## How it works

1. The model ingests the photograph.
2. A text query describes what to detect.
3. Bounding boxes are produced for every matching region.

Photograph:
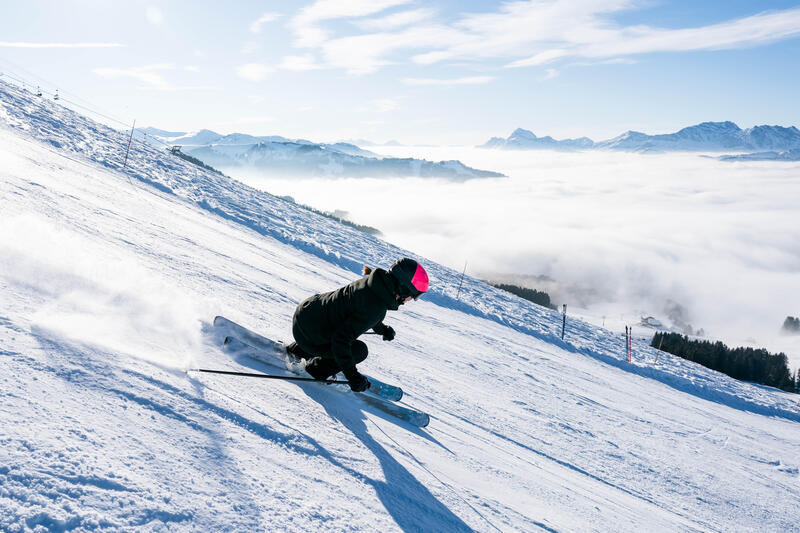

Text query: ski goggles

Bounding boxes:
[403,291,424,302]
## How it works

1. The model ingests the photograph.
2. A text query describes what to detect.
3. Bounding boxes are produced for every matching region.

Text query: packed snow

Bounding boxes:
[1,79,799,532]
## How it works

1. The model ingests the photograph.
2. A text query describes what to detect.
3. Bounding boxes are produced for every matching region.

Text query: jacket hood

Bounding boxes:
[366,268,400,311]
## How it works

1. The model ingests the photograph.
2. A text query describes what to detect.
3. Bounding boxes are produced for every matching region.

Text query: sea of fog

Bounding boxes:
[228,147,800,371]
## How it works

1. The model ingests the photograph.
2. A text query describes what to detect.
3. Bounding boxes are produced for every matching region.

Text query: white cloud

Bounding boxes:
[221,116,276,126]
[235,63,273,81]
[542,68,559,80]
[250,12,281,33]
[500,4,800,68]
[356,8,436,31]
[92,64,174,90]
[290,0,412,47]
[279,54,322,71]
[283,1,800,74]
[359,98,399,112]
[184,65,200,72]
[92,64,212,91]
[321,24,465,74]
[506,49,570,68]
[0,42,124,48]
[570,57,638,66]
[241,42,259,55]
[402,76,494,86]
[145,6,164,26]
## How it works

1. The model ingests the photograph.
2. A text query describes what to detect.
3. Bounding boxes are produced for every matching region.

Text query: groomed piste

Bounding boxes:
[1,78,799,531]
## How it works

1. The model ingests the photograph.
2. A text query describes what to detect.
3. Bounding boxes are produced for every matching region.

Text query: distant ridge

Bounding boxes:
[144,129,504,180]
[717,148,800,162]
[483,122,800,154]
[483,128,594,151]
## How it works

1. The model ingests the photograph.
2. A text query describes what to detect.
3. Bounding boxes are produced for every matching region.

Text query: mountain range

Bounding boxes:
[141,128,504,180]
[483,122,800,154]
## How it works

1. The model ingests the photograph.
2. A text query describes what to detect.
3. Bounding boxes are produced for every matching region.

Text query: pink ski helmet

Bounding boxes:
[389,258,429,299]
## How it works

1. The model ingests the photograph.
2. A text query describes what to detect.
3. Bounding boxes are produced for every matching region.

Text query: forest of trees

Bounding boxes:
[490,283,557,310]
[278,196,382,236]
[171,148,224,176]
[651,332,798,393]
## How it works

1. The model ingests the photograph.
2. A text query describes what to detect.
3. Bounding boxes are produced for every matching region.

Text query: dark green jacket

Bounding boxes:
[292,269,398,371]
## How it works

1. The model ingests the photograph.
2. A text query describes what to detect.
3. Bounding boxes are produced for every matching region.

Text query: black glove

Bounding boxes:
[381,326,395,342]
[343,368,370,392]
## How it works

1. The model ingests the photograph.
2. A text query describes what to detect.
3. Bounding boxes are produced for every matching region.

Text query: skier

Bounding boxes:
[285,258,429,392]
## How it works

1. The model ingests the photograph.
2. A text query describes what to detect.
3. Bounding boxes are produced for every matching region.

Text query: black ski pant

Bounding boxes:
[289,321,368,373]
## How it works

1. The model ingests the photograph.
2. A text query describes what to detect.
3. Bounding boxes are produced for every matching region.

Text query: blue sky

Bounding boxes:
[1,0,799,143]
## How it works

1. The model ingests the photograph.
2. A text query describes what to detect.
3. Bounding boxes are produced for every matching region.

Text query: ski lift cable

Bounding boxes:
[0,63,176,151]
[0,57,172,149]
[0,55,126,120]
[0,64,131,128]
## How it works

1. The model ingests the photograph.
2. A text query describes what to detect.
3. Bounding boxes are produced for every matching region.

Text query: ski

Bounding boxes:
[220,334,430,428]
[212,316,404,403]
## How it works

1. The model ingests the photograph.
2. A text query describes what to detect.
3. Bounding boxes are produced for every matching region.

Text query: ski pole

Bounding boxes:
[188,368,348,383]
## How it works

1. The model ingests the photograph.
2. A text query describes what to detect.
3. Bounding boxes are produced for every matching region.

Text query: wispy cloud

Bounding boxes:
[92,64,211,91]
[283,1,800,75]
[145,6,164,26]
[356,8,436,31]
[542,68,559,80]
[217,116,276,127]
[402,76,494,86]
[505,49,570,68]
[506,5,800,68]
[358,98,399,113]
[290,0,412,47]
[320,25,464,74]
[0,42,124,48]
[93,64,174,90]
[241,42,259,55]
[250,12,281,33]
[279,54,322,71]
[235,63,273,81]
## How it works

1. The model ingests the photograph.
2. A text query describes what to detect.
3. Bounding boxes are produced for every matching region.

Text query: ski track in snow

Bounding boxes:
[1,79,800,531]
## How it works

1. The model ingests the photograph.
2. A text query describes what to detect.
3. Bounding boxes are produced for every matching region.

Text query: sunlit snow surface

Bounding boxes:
[1,80,799,531]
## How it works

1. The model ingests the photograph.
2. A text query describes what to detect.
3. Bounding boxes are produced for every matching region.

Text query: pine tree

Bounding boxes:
[782,316,800,334]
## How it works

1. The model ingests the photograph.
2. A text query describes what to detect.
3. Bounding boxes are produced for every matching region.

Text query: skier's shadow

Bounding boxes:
[227,348,452,453]
[299,384,474,533]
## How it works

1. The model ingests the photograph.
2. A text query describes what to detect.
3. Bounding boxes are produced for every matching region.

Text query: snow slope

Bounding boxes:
[1,79,800,532]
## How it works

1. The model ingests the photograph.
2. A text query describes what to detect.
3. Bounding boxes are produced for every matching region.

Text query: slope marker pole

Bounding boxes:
[123,118,136,169]
[455,261,467,301]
